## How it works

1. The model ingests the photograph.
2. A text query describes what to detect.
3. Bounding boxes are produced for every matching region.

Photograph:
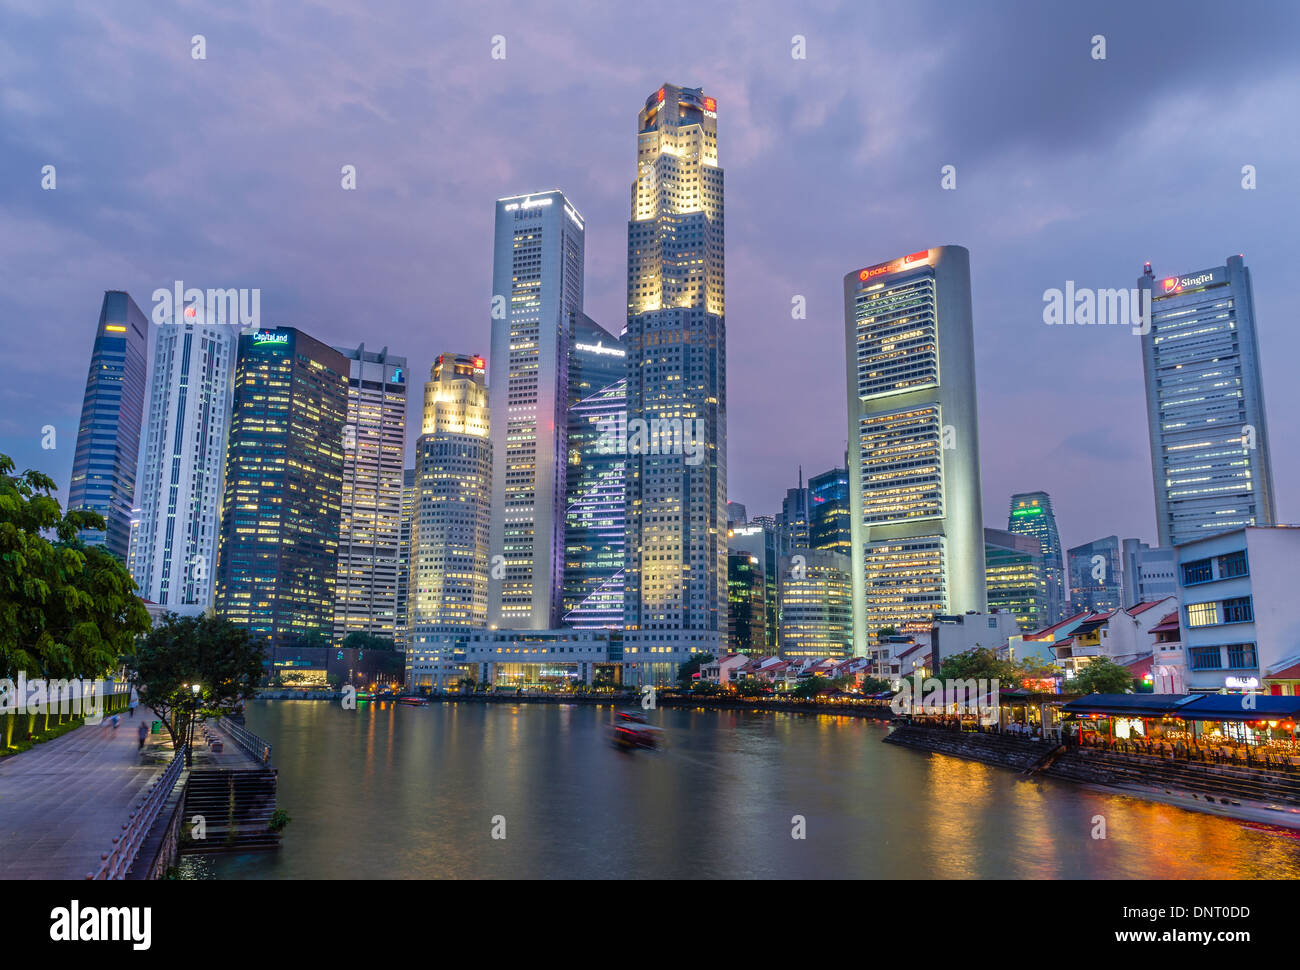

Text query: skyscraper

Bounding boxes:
[843,246,986,651]
[488,190,586,631]
[132,309,237,610]
[563,314,626,629]
[1007,491,1066,623]
[214,328,349,649]
[776,472,810,558]
[729,520,779,653]
[809,465,851,554]
[623,83,728,683]
[984,527,1047,633]
[1139,256,1276,547]
[67,291,148,561]
[726,551,766,655]
[408,354,492,648]
[332,344,408,643]
[778,550,853,661]
[1067,535,1123,615]
[395,466,415,650]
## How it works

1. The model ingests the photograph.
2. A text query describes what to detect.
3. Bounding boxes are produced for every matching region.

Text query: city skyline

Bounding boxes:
[4,1,1300,562]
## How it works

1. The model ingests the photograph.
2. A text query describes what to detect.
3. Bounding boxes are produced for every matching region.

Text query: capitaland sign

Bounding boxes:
[252,330,289,346]
[857,250,932,283]
[1159,268,1222,295]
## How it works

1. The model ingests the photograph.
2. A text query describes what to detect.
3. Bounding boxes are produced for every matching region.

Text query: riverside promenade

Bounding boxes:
[0,716,174,878]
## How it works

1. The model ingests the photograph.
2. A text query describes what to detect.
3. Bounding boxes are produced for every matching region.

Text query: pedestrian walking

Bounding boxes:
[137,720,148,750]
[111,714,119,730]
[129,697,137,718]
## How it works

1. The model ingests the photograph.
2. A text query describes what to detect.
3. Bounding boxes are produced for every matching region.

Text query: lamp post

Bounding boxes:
[185,682,201,767]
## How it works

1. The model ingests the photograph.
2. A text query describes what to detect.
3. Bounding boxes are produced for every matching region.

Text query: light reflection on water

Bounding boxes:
[179,701,1300,880]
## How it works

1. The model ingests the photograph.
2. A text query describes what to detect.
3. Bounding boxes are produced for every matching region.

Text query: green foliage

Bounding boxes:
[129,612,266,751]
[0,454,150,681]
[793,675,834,698]
[340,631,396,652]
[292,629,332,650]
[267,808,292,833]
[676,651,714,686]
[733,678,769,697]
[858,676,894,694]
[1067,657,1134,695]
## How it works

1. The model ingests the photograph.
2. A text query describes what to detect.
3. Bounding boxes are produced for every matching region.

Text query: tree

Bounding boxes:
[859,676,894,694]
[936,647,1018,684]
[793,676,834,698]
[1068,657,1133,695]
[129,613,266,762]
[340,631,396,652]
[676,652,713,686]
[0,455,150,682]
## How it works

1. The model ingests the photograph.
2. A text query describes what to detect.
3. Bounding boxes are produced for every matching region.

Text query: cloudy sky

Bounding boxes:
[2,0,1298,554]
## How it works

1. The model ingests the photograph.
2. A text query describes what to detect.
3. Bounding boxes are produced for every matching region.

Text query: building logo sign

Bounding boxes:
[1160,270,1219,295]
[857,250,931,282]
[252,331,288,346]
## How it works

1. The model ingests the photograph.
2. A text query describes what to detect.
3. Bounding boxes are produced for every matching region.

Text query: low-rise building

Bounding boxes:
[1176,526,1300,693]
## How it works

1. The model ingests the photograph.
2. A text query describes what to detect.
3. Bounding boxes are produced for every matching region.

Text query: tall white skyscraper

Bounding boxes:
[488,190,585,630]
[1139,256,1276,547]
[332,344,408,642]
[842,246,986,653]
[623,83,728,684]
[409,353,492,647]
[132,312,237,610]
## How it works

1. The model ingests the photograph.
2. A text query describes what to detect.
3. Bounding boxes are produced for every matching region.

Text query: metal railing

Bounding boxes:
[87,749,185,880]
[217,715,272,766]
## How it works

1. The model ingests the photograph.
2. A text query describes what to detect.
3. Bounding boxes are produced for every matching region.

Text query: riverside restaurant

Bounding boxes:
[1061,693,1300,770]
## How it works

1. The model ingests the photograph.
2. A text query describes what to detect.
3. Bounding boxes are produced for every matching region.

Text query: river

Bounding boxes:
[180,700,1300,879]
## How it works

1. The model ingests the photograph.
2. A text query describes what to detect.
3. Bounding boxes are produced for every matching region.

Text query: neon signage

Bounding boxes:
[1160,270,1218,295]
[857,250,932,282]
[253,331,288,346]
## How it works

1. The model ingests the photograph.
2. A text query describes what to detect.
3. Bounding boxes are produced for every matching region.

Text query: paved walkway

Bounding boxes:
[0,716,175,879]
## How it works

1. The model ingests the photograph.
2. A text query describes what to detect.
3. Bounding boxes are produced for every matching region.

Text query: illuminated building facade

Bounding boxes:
[67,291,149,561]
[778,550,853,661]
[729,520,779,652]
[983,527,1047,633]
[809,465,851,554]
[623,83,728,683]
[132,309,237,611]
[1139,256,1275,547]
[331,344,407,642]
[563,314,626,629]
[395,466,415,650]
[842,246,986,653]
[777,472,810,558]
[214,328,348,649]
[489,189,586,630]
[1067,535,1124,614]
[1007,491,1066,623]
[727,551,766,654]
[408,354,492,651]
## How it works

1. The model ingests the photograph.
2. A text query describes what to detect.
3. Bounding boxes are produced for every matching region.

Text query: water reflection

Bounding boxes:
[181,701,1300,880]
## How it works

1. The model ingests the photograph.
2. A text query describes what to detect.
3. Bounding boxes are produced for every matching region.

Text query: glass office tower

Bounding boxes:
[214,328,349,649]
[1007,491,1066,624]
[489,190,585,630]
[843,247,986,652]
[1139,256,1275,547]
[332,344,408,643]
[810,465,851,554]
[984,527,1047,633]
[132,308,237,610]
[67,291,149,561]
[623,84,728,683]
[563,313,626,629]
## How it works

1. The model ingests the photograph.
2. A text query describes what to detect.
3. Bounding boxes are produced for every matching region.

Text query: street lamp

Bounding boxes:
[185,682,201,767]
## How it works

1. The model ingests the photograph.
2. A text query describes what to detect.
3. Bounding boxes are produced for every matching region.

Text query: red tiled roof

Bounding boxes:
[1025,611,1092,639]
[1150,612,1180,634]
[1126,600,1169,617]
